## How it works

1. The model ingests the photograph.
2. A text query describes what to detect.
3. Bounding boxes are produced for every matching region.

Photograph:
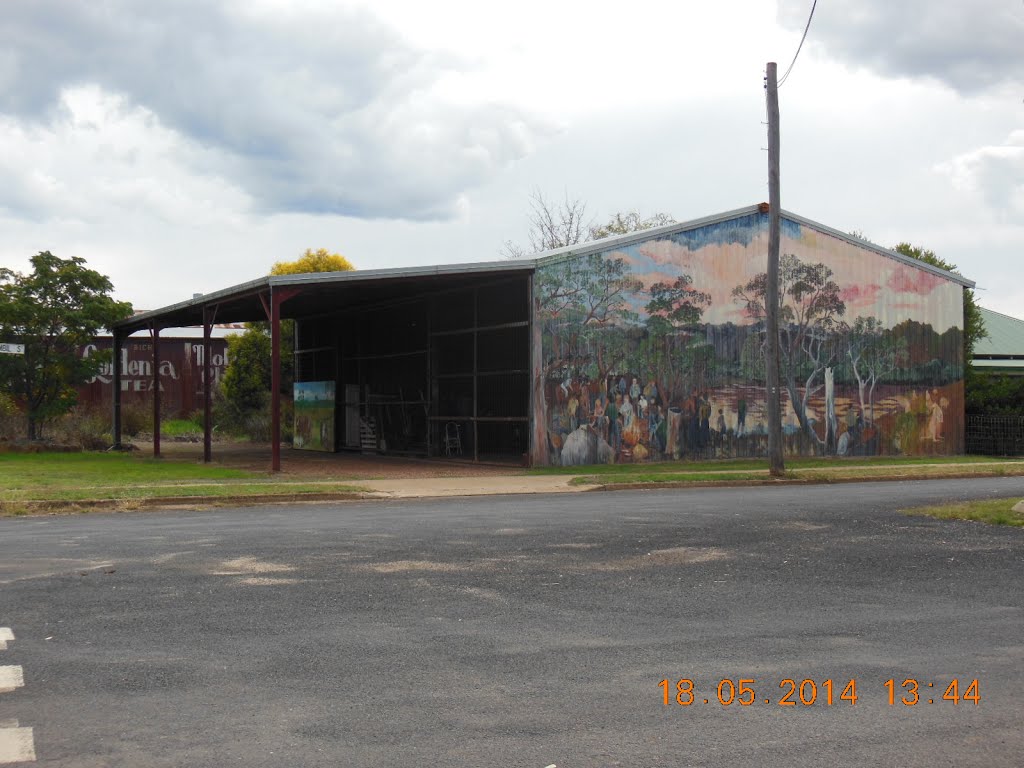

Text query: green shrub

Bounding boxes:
[235,398,293,443]
[53,405,111,450]
[967,371,1024,415]
[120,402,150,437]
[0,392,21,441]
[210,383,293,443]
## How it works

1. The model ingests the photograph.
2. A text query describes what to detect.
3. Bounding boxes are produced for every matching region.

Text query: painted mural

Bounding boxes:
[293,381,336,452]
[532,212,966,466]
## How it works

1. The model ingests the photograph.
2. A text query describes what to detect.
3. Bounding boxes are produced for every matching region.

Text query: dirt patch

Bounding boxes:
[212,556,295,575]
[132,440,523,479]
[360,555,538,574]
[151,551,194,564]
[782,521,830,532]
[234,577,301,586]
[586,546,730,572]
[362,559,468,574]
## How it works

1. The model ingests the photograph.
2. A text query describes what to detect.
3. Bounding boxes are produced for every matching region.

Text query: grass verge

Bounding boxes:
[571,471,788,486]
[902,498,1024,527]
[0,451,369,516]
[0,451,257,490]
[530,455,1021,477]
[565,457,1024,486]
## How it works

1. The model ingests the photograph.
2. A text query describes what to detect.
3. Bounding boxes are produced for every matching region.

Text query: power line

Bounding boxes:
[778,0,817,87]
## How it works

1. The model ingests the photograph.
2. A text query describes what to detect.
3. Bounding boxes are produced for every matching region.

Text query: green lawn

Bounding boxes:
[0,451,256,491]
[0,451,367,512]
[160,418,203,438]
[903,498,1024,527]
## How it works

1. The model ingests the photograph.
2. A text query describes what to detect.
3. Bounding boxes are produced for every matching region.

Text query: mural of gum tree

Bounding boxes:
[843,316,908,426]
[642,274,712,404]
[732,254,846,452]
[533,253,642,465]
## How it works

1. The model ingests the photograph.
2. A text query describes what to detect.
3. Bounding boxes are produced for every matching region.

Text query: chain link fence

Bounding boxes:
[966,414,1024,456]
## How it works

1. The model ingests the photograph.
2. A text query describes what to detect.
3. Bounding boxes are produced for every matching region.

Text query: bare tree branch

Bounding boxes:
[502,190,674,259]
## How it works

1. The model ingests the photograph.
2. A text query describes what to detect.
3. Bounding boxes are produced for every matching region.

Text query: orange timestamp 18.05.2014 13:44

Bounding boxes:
[659,678,980,707]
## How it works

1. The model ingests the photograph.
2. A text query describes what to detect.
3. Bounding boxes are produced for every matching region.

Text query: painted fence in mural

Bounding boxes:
[532,212,965,466]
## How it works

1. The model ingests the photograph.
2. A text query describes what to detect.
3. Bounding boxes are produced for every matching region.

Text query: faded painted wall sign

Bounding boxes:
[77,338,231,417]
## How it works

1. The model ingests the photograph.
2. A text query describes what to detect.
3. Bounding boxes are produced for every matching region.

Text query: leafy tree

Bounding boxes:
[733,254,846,449]
[269,248,353,392]
[0,251,133,440]
[221,324,272,413]
[590,211,676,240]
[271,248,355,275]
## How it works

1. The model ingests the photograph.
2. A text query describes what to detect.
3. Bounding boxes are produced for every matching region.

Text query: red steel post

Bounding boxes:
[203,305,216,463]
[152,325,161,458]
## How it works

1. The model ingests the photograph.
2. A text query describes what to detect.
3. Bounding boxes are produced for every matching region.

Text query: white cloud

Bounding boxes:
[0,86,250,226]
[0,0,551,220]
[936,131,1024,217]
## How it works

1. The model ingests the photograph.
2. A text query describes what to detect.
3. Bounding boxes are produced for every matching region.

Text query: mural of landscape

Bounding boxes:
[533,212,965,466]
[293,380,336,452]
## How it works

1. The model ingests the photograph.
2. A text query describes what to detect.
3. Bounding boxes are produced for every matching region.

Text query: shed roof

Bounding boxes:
[114,203,974,334]
[975,307,1024,360]
[115,260,535,334]
[530,204,976,289]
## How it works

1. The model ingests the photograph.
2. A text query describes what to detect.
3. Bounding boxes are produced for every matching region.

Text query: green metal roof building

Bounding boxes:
[974,308,1024,375]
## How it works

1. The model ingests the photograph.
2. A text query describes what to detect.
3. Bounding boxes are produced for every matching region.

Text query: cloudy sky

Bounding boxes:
[1,0,1021,318]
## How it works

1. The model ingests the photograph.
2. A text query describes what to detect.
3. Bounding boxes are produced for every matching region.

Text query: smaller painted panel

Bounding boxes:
[293,381,336,452]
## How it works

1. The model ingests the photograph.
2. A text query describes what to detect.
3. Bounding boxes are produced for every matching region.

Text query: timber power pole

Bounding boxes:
[765,62,785,477]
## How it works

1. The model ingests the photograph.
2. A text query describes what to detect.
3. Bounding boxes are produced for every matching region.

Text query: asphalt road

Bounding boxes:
[1,478,1023,767]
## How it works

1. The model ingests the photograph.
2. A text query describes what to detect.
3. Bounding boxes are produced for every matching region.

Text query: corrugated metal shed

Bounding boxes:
[109,202,977,468]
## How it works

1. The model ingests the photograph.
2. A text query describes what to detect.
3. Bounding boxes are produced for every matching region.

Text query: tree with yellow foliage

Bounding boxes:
[270,248,354,275]
[219,248,354,440]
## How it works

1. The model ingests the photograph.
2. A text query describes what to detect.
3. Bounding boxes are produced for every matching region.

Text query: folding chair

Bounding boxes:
[444,421,462,456]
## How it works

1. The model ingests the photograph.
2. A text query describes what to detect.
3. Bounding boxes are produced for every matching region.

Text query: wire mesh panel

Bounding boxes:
[477,420,528,462]
[428,276,530,462]
[966,415,1024,456]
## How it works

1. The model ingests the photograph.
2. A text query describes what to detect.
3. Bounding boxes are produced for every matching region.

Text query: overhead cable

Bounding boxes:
[778,0,818,87]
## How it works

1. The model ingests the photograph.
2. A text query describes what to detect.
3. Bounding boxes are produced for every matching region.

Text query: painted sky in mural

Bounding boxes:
[609,215,963,330]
